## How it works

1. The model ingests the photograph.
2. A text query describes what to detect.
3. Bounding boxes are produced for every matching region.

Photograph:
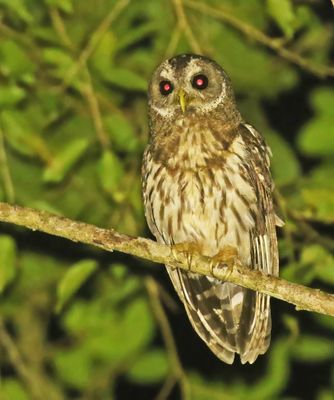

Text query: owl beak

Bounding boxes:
[178,89,187,113]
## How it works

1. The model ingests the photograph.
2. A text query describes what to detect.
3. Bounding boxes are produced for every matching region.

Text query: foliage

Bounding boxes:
[0,0,333,398]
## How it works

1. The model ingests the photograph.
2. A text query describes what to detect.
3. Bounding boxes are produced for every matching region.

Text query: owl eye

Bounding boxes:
[192,74,208,90]
[159,80,173,96]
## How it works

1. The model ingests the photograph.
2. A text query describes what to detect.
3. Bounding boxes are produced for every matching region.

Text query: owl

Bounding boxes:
[142,54,280,364]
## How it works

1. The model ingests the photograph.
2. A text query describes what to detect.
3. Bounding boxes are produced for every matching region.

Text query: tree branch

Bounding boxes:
[0,202,334,317]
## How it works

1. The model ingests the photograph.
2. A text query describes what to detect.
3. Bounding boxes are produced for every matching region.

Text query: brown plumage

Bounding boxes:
[142,54,280,364]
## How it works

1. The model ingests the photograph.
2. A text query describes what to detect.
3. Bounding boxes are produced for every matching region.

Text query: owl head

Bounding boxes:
[148,54,237,119]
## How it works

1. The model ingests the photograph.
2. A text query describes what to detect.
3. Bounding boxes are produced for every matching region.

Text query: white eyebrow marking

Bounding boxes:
[185,63,202,78]
[159,63,175,81]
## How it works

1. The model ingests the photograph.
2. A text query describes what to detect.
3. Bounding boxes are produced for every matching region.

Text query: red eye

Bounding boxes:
[192,74,208,90]
[159,80,173,95]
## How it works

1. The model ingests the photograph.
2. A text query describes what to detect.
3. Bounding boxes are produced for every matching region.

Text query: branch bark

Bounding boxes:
[0,202,334,317]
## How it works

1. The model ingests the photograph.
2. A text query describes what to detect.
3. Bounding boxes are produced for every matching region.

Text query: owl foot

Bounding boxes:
[171,242,202,272]
[209,245,239,280]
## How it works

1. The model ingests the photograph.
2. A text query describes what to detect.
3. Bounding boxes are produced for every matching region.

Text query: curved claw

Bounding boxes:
[210,245,239,280]
[171,242,202,272]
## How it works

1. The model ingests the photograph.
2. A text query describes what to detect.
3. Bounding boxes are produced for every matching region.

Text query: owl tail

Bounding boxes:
[167,266,271,364]
[238,289,272,364]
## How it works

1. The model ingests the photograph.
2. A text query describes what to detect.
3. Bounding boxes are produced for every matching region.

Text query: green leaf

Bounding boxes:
[56,259,98,312]
[248,338,291,400]
[301,245,334,285]
[314,314,334,332]
[0,235,17,293]
[97,150,125,201]
[301,188,334,223]
[188,373,231,400]
[116,22,158,51]
[292,163,334,223]
[128,349,169,384]
[298,115,334,157]
[0,40,35,81]
[310,87,334,116]
[188,338,291,400]
[45,0,73,13]
[90,31,116,76]
[0,85,26,107]
[308,162,334,190]
[317,389,334,400]
[103,68,147,91]
[297,88,334,157]
[104,114,138,153]
[0,110,50,158]
[109,263,128,280]
[18,251,62,292]
[208,22,298,97]
[42,47,77,84]
[43,48,73,66]
[65,296,155,363]
[282,314,299,338]
[267,0,296,38]
[0,0,33,23]
[292,335,334,362]
[281,261,315,285]
[56,259,97,312]
[0,379,28,400]
[266,131,300,186]
[103,297,154,361]
[53,348,91,388]
[43,138,90,183]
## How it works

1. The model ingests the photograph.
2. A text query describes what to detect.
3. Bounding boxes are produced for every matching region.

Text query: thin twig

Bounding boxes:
[0,21,35,50]
[164,26,182,58]
[155,374,177,400]
[290,210,334,252]
[79,72,110,148]
[48,7,74,50]
[146,277,189,400]
[156,281,180,313]
[0,318,59,400]
[49,6,110,148]
[172,0,202,54]
[185,0,334,78]
[60,0,130,90]
[0,126,15,203]
[0,319,35,392]
[0,202,334,317]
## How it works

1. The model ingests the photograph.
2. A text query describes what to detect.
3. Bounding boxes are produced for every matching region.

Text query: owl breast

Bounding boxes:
[143,129,258,266]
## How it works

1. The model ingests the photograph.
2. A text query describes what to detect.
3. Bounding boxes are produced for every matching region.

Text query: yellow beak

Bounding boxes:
[178,89,187,113]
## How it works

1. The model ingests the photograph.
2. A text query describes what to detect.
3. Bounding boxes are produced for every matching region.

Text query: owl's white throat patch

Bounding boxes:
[150,102,175,118]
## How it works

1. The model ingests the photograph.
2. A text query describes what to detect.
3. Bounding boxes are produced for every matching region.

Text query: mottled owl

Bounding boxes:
[142,54,280,364]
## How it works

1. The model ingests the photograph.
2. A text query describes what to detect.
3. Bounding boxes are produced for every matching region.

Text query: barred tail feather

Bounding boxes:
[166,266,272,364]
[239,293,271,364]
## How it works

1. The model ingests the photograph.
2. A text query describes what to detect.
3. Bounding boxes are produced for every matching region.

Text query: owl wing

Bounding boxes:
[236,123,279,363]
[165,124,279,364]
